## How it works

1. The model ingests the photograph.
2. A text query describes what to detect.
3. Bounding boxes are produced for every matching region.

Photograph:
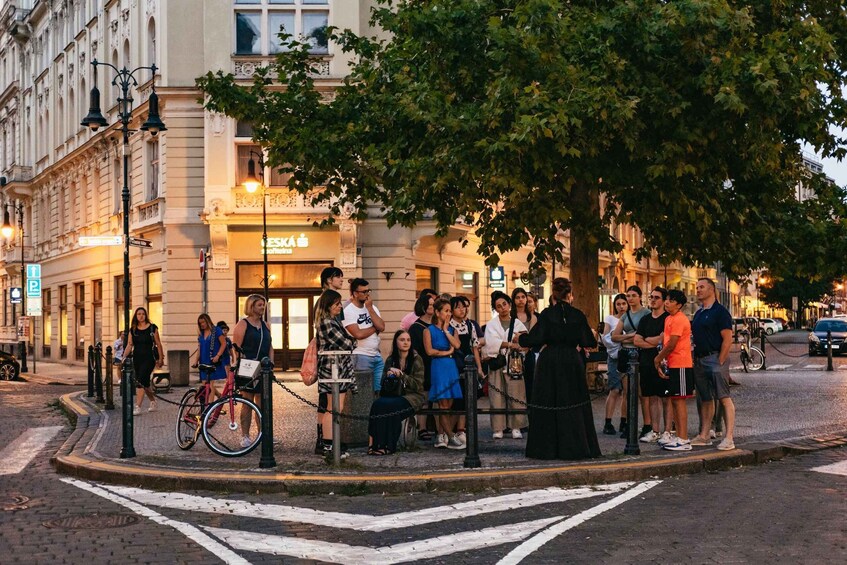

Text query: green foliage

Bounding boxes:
[197,0,847,281]
[758,274,833,313]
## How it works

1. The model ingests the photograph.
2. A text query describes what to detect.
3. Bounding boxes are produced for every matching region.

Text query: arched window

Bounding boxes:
[68,88,75,141]
[111,49,119,104]
[147,18,157,68]
[123,39,130,69]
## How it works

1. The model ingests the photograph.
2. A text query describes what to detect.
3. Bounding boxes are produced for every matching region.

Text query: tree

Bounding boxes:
[758,275,833,322]
[198,0,847,326]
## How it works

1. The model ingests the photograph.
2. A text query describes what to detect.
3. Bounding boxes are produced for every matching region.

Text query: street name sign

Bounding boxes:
[129,237,153,248]
[79,235,123,247]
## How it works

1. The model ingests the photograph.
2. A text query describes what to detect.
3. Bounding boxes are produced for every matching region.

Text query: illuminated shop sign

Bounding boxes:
[262,233,310,255]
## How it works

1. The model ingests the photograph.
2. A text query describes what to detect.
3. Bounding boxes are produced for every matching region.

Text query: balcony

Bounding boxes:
[231,187,329,217]
[132,197,164,231]
[232,55,332,80]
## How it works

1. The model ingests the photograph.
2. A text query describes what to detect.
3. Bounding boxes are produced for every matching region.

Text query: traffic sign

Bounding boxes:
[26,264,41,279]
[26,278,41,298]
[26,296,42,317]
[79,235,123,246]
[129,237,153,248]
[10,287,21,304]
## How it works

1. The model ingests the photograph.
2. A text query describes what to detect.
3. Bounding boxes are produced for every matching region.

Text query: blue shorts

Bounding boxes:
[607,359,624,391]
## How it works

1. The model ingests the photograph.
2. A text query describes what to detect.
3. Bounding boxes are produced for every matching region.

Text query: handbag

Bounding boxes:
[300,337,318,385]
[380,372,404,397]
[236,319,265,383]
[488,317,517,373]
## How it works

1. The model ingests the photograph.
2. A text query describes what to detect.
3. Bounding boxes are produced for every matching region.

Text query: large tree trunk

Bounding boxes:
[570,183,601,332]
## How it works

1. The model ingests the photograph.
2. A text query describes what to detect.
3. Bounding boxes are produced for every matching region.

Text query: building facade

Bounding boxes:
[0,0,741,370]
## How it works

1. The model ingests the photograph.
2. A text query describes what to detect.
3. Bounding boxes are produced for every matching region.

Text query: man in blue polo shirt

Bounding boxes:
[690,277,736,450]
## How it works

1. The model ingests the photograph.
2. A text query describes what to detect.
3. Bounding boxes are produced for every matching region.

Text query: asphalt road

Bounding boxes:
[2,380,846,564]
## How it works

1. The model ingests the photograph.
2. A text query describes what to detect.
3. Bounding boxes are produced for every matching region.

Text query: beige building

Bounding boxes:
[0,0,740,371]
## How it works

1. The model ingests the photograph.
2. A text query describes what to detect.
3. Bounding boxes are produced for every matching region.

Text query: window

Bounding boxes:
[75,283,85,361]
[234,0,329,56]
[236,144,292,188]
[115,275,126,333]
[92,280,103,344]
[147,139,160,200]
[147,18,157,67]
[59,285,68,359]
[455,270,479,321]
[416,266,438,294]
[43,289,52,358]
[146,270,163,331]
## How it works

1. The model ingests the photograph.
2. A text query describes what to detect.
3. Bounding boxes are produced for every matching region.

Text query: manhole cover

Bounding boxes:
[43,513,140,529]
[3,495,32,511]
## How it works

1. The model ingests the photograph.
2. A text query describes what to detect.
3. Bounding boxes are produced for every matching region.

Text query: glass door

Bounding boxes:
[283,296,313,370]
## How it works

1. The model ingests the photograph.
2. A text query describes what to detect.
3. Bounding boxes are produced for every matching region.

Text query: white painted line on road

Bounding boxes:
[0,426,63,475]
[205,515,563,564]
[802,365,824,370]
[496,480,662,565]
[766,364,791,370]
[811,460,847,477]
[98,481,633,532]
[60,478,251,565]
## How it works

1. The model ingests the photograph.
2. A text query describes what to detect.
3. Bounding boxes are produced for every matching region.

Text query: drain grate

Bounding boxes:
[3,495,32,511]
[43,513,141,529]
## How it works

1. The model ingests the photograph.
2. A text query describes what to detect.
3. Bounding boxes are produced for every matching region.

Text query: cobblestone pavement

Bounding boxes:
[3,380,845,563]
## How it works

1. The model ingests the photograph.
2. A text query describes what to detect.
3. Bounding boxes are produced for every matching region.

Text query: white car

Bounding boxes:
[758,318,780,335]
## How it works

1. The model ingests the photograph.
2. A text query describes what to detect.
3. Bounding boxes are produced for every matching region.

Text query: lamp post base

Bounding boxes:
[18,340,28,373]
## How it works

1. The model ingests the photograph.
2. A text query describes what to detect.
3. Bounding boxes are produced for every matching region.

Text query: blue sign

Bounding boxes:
[27,279,41,298]
[10,287,21,304]
[26,264,41,279]
[489,266,505,289]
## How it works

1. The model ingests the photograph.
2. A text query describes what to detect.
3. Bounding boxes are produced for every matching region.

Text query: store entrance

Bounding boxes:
[236,262,329,371]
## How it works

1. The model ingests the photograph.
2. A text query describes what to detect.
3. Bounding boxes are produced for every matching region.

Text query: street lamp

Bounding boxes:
[2,201,28,373]
[82,60,166,459]
[242,150,276,469]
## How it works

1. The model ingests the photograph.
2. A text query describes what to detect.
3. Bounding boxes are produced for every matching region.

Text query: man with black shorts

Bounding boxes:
[691,277,736,450]
[611,285,648,438]
[654,290,694,451]
[633,287,670,443]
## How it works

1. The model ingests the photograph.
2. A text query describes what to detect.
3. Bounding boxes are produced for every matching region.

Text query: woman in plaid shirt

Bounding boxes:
[315,290,356,456]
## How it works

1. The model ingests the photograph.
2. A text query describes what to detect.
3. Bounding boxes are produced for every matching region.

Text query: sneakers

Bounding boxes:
[241,436,254,448]
[511,428,523,439]
[618,423,629,439]
[690,436,712,447]
[454,431,467,445]
[435,433,449,448]
[492,431,504,439]
[147,400,158,413]
[447,435,465,450]
[709,429,717,439]
[716,438,736,451]
[602,423,617,435]
[132,406,142,416]
[662,439,692,451]
[657,431,677,446]
[314,438,326,455]
[639,431,659,443]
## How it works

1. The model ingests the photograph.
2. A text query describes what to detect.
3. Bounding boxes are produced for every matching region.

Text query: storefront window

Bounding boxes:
[147,270,163,331]
[75,283,85,360]
[42,289,51,358]
[237,262,328,290]
[416,266,438,294]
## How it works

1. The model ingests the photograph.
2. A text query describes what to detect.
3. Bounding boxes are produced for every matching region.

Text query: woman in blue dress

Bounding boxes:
[424,298,464,449]
[192,313,227,402]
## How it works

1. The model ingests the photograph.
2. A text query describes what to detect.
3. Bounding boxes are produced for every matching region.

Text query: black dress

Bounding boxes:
[131,324,158,389]
[518,303,601,460]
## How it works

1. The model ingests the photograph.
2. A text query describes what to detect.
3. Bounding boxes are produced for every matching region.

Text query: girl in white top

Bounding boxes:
[601,293,629,435]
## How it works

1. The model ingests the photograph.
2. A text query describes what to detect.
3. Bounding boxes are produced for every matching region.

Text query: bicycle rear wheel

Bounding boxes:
[201,396,262,457]
[746,347,765,371]
[176,389,202,450]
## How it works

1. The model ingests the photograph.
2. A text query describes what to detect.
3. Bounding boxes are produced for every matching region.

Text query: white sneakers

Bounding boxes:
[241,436,254,448]
[454,431,467,445]
[447,435,465,450]
[639,430,659,443]
[717,438,735,451]
[132,406,141,416]
[690,436,712,446]
[511,428,523,439]
[492,431,504,439]
[657,431,677,446]
[435,433,449,448]
[662,439,692,451]
[148,400,158,413]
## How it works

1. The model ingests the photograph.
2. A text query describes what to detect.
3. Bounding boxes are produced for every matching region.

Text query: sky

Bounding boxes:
[820,155,847,188]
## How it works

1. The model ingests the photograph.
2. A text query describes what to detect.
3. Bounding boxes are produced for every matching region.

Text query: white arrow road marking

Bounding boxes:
[811,460,847,477]
[95,481,634,531]
[496,480,662,565]
[61,478,251,565]
[0,426,63,475]
[205,515,564,564]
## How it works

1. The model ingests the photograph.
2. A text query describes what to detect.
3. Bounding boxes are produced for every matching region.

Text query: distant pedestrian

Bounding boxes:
[401,288,437,331]
[633,287,672,444]
[112,331,125,384]
[691,277,736,450]
[344,278,386,393]
[526,292,539,317]
[654,290,695,451]
[610,285,648,438]
[231,294,272,447]
[425,298,464,449]
[601,293,628,435]
[122,307,164,415]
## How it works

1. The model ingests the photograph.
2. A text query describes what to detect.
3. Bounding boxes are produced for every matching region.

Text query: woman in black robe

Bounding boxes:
[518,278,601,460]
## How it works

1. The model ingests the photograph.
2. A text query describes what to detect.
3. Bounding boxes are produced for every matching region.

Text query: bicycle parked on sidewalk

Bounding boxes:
[175,362,262,457]
[738,329,764,372]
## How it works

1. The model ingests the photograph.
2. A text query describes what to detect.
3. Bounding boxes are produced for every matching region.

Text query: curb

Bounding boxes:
[52,391,847,494]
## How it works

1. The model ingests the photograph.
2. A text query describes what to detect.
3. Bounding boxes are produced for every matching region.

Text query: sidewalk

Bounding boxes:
[50,365,847,493]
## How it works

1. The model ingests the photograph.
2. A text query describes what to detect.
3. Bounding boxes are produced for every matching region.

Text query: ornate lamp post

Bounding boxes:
[2,201,28,373]
[81,60,166,459]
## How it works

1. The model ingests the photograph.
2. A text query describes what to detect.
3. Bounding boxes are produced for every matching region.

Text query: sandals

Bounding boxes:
[367,447,388,456]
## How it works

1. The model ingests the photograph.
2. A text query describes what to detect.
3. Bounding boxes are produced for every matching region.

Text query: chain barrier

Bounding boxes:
[761,335,810,358]
[484,377,591,411]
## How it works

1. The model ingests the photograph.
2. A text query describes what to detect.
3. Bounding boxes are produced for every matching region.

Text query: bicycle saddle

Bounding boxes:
[198,363,217,373]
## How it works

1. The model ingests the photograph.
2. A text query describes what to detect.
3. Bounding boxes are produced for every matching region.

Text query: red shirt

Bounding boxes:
[664,311,692,368]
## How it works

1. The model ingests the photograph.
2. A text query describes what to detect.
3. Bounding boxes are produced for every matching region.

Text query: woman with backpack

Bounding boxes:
[368,329,426,455]
[122,306,164,415]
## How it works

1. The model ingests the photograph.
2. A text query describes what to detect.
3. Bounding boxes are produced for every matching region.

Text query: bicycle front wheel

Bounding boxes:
[746,347,765,371]
[740,350,749,373]
[176,389,202,450]
[201,396,262,457]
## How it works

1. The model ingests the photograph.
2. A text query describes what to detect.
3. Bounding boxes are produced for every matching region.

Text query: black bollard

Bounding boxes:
[120,354,136,458]
[760,329,767,370]
[259,357,276,468]
[827,330,834,372]
[463,355,481,468]
[87,345,95,397]
[623,356,641,455]
[105,346,115,410]
[94,343,104,403]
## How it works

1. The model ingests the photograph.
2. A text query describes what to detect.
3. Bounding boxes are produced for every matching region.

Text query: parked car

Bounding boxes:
[773,317,789,330]
[809,318,847,356]
[758,318,781,335]
[0,349,20,380]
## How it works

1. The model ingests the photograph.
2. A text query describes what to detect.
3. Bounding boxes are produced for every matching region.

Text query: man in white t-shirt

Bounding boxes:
[343,278,386,393]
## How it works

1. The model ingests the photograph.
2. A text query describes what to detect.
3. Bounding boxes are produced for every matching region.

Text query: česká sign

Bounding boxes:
[261,234,309,255]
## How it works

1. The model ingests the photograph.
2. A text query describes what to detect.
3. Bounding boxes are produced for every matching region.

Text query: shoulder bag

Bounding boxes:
[507,317,525,379]
[616,311,638,372]
[300,336,319,385]
[236,319,263,382]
